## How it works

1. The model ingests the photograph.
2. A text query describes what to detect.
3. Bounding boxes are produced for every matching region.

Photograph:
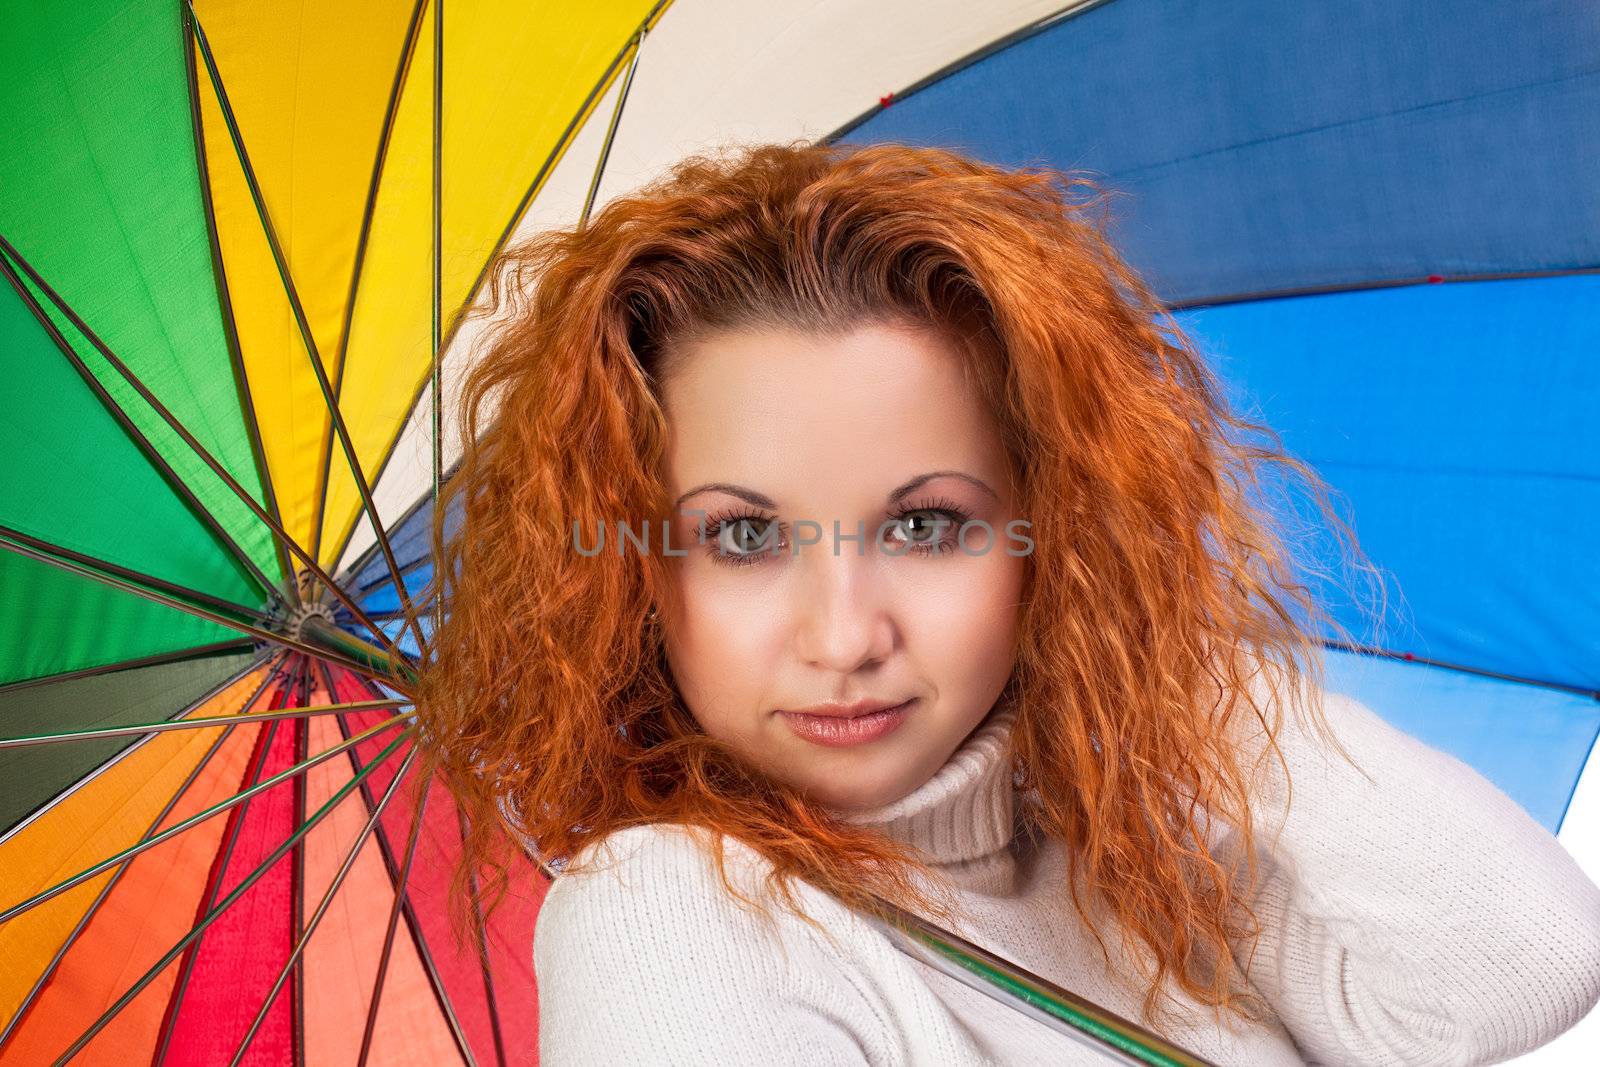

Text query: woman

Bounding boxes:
[414,140,1600,1065]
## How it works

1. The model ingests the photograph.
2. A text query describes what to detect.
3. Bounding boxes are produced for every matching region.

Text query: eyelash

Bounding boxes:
[699,496,974,569]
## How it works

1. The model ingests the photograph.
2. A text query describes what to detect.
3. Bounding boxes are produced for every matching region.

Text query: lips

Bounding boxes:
[777,698,915,747]
[779,697,910,719]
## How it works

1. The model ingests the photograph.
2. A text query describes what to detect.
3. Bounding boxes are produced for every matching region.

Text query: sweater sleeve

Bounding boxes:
[532,825,894,1066]
[1214,678,1600,1067]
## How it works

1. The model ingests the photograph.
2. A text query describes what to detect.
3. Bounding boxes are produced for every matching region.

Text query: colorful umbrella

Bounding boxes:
[4,0,1597,1064]
[828,0,1600,847]
[1,0,671,1061]
[4,2,1138,1064]
[826,0,1600,1059]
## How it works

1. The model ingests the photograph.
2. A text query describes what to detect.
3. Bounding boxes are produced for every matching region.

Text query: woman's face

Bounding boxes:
[657,319,1027,812]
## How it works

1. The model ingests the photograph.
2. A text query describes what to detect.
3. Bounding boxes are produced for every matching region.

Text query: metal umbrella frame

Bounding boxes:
[0,1,1207,1063]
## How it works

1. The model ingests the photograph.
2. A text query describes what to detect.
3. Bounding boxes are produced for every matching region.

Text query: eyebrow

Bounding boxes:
[673,469,998,510]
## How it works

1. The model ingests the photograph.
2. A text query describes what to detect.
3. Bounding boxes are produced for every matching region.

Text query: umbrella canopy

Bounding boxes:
[0,0,667,1061]
[3,0,1596,1064]
[2,2,1139,1064]
[825,0,1600,843]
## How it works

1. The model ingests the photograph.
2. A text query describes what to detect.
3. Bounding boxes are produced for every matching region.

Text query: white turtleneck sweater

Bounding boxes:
[533,684,1600,1065]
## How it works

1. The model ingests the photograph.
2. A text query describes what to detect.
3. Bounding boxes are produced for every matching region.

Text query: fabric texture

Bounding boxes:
[532,679,1600,1065]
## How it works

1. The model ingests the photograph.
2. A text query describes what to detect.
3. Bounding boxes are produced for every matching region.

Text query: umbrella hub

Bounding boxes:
[281,600,338,641]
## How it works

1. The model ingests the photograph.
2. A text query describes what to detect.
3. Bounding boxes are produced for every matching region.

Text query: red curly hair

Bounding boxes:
[411,138,1384,1036]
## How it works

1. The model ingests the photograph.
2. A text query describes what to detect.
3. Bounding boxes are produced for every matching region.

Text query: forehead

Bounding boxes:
[659,321,1011,504]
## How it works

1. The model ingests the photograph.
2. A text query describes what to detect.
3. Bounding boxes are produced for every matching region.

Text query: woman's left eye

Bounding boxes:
[885,508,967,555]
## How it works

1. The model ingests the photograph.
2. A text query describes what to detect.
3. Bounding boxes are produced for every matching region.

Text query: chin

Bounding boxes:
[810,770,913,813]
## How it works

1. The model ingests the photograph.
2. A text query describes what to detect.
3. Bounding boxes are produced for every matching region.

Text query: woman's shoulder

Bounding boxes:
[542,822,795,902]
[534,822,860,959]
[545,821,716,884]
[532,823,906,1063]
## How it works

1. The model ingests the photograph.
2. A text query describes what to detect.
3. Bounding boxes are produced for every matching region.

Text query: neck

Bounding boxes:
[828,703,1020,866]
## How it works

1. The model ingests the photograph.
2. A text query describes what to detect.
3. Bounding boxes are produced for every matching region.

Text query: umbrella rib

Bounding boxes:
[0,245,283,607]
[0,710,411,927]
[459,806,510,1067]
[152,660,302,1067]
[308,0,431,566]
[356,764,433,1067]
[0,639,255,696]
[577,27,645,232]
[359,608,420,623]
[430,0,444,645]
[0,652,280,850]
[0,522,265,623]
[351,548,435,595]
[1316,637,1599,701]
[229,747,420,1067]
[320,0,675,577]
[0,530,410,692]
[179,4,296,601]
[0,698,410,749]
[1163,265,1600,312]
[0,654,283,1053]
[290,673,310,1067]
[324,663,481,1067]
[344,666,558,886]
[188,6,430,656]
[49,727,414,1066]
[853,17,1600,317]
[822,0,1110,147]
[337,456,458,597]
[864,898,1216,1067]
[439,0,675,360]
[0,234,404,660]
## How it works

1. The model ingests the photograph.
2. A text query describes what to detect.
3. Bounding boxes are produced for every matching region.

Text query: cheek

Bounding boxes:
[662,569,784,735]
[906,549,1025,698]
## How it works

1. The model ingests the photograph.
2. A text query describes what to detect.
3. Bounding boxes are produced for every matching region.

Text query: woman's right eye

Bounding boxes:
[711,516,782,565]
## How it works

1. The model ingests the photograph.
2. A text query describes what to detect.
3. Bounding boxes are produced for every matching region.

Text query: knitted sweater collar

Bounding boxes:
[832,703,1019,865]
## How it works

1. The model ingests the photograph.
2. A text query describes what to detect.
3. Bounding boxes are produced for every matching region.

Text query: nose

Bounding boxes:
[791,533,896,674]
